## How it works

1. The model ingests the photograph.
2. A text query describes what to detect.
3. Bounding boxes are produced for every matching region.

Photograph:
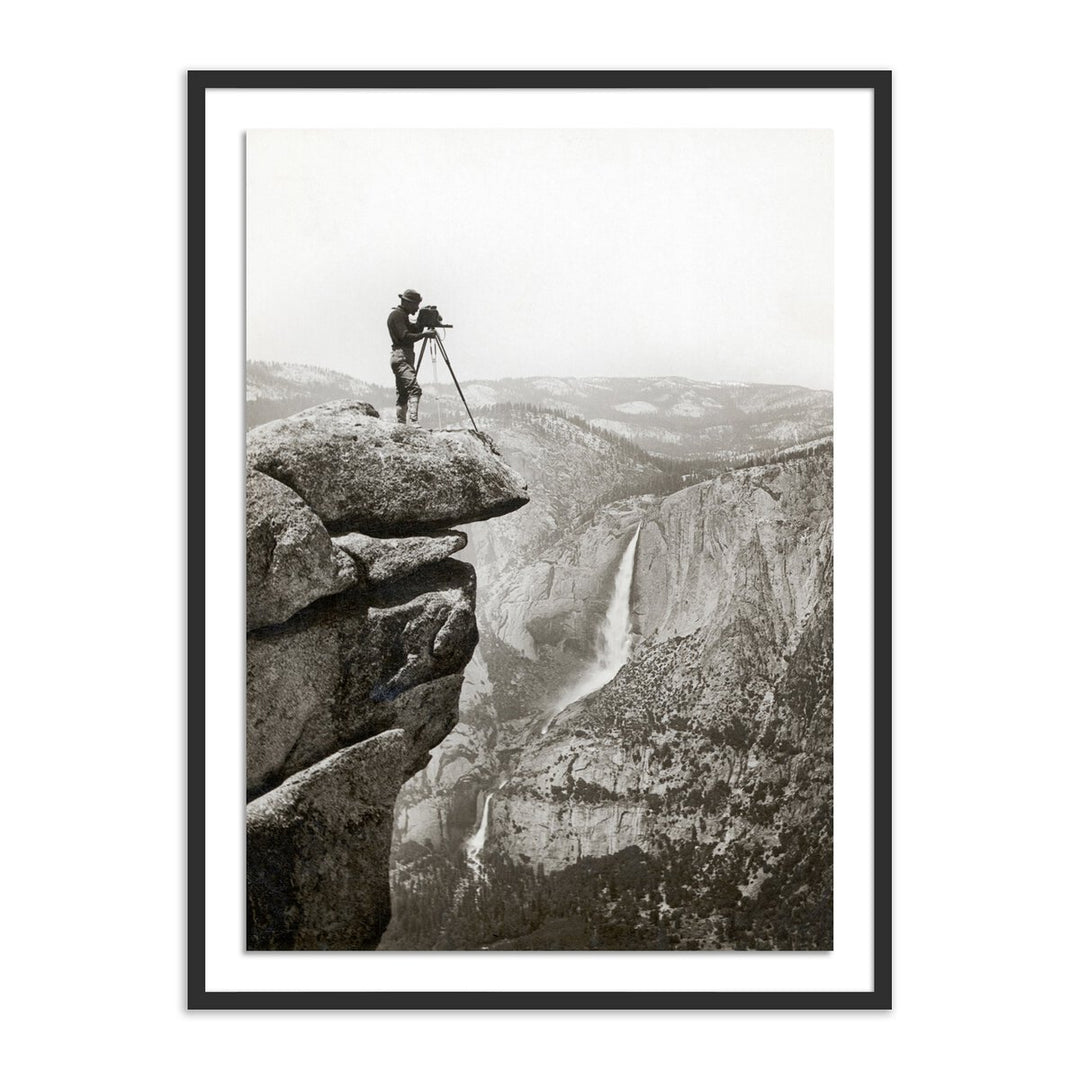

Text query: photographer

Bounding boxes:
[387,288,437,424]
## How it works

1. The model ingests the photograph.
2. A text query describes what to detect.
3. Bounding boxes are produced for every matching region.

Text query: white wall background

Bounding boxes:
[3,3,1076,1077]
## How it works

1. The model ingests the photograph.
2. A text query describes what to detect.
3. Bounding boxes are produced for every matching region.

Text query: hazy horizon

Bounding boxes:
[247,357,832,395]
[247,129,833,391]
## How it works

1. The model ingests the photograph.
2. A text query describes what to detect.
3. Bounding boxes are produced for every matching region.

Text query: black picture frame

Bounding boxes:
[188,68,891,1010]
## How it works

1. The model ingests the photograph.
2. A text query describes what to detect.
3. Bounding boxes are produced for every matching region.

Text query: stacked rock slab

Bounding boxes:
[246,401,527,950]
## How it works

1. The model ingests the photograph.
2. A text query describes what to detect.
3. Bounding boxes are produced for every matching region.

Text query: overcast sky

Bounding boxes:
[247,129,832,389]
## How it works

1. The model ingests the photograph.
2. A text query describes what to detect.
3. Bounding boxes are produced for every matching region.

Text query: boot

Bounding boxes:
[396,404,407,424]
[407,394,420,425]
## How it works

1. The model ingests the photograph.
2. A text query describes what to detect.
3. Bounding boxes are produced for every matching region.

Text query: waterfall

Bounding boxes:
[465,791,494,869]
[547,523,641,726]
[596,522,641,676]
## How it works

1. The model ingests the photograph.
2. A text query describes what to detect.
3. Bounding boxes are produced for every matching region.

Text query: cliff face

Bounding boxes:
[489,454,832,871]
[390,448,832,948]
[245,402,528,950]
[634,459,831,647]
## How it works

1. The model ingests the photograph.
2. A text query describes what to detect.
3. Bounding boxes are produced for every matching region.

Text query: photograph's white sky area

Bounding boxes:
[247,129,832,389]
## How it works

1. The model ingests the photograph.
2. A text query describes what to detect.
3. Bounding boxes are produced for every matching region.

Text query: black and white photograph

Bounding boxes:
[243,123,838,954]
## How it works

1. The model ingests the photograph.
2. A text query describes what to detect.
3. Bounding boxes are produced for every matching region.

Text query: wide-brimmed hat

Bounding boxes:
[398,289,422,304]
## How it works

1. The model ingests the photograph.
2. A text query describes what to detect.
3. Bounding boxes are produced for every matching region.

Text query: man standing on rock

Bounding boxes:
[388,288,437,424]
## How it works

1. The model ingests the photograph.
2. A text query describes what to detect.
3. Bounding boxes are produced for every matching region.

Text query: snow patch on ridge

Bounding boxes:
[528,378,576,396]
[614,400,659,415]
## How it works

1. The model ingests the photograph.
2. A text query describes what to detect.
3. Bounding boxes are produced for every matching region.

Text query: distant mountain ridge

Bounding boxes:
[462,375,832,456]
[246,361,832,458]
[246,363,384,430]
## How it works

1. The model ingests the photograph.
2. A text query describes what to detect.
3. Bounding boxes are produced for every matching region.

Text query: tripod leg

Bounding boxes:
[434,337,480,434]
[414,337,427,377]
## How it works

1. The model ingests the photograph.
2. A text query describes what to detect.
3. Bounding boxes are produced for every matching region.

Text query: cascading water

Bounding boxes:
[463,780,507,871]
[465,791,494,870]
[545,523,641,729]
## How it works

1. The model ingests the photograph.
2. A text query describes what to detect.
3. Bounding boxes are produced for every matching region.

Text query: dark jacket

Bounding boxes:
[387,306,426,355]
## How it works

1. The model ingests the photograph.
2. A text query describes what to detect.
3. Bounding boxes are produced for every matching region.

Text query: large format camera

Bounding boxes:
[416,304,450,329]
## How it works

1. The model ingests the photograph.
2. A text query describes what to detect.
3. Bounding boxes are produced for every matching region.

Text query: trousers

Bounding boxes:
[390,349,422,423]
